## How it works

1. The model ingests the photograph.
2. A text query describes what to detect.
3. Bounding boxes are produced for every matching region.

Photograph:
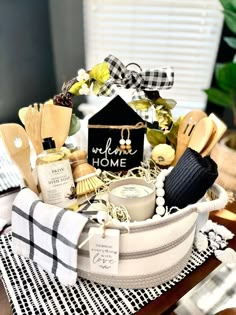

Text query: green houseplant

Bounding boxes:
[205,0,236,192]
[205,0,236,129]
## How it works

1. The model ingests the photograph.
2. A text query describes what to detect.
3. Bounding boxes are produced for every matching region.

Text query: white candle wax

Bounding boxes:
[111,184,153,199]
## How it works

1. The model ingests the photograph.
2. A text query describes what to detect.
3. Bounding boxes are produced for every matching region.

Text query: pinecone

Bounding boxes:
[53,92,73,108]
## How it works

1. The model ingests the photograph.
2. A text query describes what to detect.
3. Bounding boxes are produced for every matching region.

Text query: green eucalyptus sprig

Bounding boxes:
[129,94,182,149]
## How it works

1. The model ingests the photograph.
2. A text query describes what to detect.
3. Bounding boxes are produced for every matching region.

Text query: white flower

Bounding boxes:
[77,69,90,81]
[79,83,90,95]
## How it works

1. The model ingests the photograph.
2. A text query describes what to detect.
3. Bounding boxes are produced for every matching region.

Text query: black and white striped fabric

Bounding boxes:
[165,148,219,210]
[11,188,88,286]
[0,221,232,315]
[98,54,174,100]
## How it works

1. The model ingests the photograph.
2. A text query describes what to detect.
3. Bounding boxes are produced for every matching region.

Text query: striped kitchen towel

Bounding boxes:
[11,188,88,286]
[0,138,21,193]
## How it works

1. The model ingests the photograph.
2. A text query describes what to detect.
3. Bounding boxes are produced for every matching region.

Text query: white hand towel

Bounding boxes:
[12,188,88,286]
[0,218,8,234]
[0,190,19,223]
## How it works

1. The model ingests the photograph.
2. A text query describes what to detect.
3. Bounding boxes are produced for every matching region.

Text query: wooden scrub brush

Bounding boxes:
[69,150,104,196]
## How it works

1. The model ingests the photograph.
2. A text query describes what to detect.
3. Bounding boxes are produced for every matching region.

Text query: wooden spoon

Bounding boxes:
[41,103,72,150]
[24,103,44,155]
[188,117,215,153]
[172,110,207,165]
[0,123,38,195]
[201,113,227,157]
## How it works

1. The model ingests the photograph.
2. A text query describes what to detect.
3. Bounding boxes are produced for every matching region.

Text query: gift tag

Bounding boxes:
[89,227,120,275]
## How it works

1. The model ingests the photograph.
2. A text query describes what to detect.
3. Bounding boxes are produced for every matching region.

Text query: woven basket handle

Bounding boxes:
[195,184,228,213]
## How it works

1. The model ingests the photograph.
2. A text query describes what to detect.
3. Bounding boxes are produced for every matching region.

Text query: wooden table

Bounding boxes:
[0,191,235,315]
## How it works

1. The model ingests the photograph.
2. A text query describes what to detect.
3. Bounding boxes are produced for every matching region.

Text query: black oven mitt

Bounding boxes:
[164,148,218,210]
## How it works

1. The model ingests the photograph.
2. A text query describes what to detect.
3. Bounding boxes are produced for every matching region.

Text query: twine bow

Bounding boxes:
[98,54,174,100]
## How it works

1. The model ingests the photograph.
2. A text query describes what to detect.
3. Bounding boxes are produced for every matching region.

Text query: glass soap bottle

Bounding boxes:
[36,137,78,210]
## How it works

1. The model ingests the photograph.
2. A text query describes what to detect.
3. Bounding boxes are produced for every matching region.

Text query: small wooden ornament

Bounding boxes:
[69,150,104,196]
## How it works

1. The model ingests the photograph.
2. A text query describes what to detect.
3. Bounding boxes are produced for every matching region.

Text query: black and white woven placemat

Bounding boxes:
[0,230,224,315]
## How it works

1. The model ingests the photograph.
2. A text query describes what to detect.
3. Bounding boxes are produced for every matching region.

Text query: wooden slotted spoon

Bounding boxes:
[24,103,44,155]
[188,117,215,153]
[0,123,39,195]
[201,113,227,157]
[172,110,207,165]
[41,103,72,150]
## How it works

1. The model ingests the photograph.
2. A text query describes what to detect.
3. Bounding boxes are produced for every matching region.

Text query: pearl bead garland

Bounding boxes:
[155,167,173,217]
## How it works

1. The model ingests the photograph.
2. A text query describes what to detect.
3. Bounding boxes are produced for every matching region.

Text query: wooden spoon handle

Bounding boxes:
[201,114,227,157]
[20,165,39,195]
[171,141,187,166]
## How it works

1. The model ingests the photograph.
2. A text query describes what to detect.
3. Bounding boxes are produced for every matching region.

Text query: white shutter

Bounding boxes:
[82,0,223,117]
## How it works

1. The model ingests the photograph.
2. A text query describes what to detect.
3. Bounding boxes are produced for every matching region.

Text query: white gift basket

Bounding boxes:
[77,183,228,289]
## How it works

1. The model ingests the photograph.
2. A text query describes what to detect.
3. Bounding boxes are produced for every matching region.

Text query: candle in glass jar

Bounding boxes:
[109,178,155,222]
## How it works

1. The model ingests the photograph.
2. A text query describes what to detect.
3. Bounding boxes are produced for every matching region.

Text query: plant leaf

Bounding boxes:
[166,116,183,148]
[215,62,236,91]
[92,81,103,95]
[224,9,236,34]
[220,0,236,12]
[90,62,110,84]
[154,97,177,109]
[215,63,230,92]
[128,99,152,111]
[68,81,85,96]
[224,36,236,49]
[146,128,166,147]
[204,88,233,108]
[68,114,81,136]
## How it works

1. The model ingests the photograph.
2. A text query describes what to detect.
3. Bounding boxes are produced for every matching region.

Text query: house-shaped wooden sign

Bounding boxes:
[87,95,147,171]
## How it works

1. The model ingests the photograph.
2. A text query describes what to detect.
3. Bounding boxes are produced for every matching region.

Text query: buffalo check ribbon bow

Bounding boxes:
[98,54,175,100]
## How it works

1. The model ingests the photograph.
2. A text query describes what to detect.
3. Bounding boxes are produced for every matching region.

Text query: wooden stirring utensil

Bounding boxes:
[0,123,39,195]
[188,117,215,153]
[172,110,207,165]
[41,103,72,150]
[201,113,227,157]
[24,103,44,155]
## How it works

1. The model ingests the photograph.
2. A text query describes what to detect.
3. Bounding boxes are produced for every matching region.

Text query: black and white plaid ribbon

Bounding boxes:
[98,54,174,100]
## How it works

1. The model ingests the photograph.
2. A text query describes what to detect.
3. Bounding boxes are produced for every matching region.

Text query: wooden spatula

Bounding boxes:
[201,113,227,157]
[24,103,44,155]
[41,103,72,150]
[172,110,207,165]
[188,117,215,153]
[0,123,38,194]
